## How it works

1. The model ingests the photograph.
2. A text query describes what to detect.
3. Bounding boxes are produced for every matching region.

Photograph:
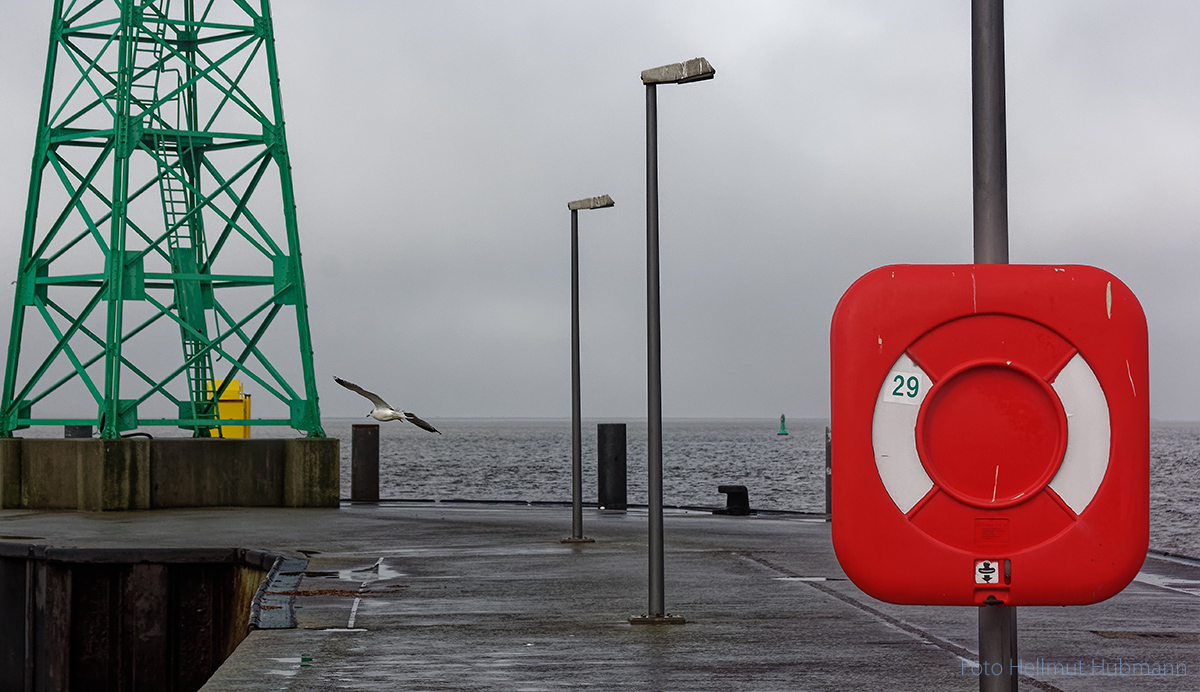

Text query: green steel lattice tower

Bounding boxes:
[1,0,324,439]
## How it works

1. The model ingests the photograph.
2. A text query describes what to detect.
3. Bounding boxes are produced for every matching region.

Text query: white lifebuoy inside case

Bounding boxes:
[871,352,1110,516]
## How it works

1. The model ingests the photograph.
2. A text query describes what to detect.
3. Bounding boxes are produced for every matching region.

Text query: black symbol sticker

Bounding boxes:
[976,560,999,584]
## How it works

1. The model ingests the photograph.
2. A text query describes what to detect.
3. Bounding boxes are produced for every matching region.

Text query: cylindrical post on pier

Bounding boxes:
[979,605,1018,691]
[973,0,1009,266]
[597,423,627,510]
[351,423,380,502]
[825,426,832,521]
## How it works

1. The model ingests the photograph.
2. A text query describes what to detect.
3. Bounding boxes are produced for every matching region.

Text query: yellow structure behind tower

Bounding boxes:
[206,380,251,438]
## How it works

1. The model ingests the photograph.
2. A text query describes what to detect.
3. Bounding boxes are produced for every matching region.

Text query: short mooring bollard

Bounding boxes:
[351,423,380,502]
[64,425,92,438]
[714,485,753,515]
[597,423,627,510]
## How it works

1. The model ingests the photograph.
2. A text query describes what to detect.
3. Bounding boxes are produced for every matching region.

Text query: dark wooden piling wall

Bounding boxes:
[0,546,274,692]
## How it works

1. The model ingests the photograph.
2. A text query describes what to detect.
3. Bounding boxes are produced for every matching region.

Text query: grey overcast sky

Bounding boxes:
[1,1,1198,421]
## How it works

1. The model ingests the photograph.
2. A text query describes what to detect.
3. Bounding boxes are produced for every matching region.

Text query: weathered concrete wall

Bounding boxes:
[284,438,341,507]
[0,438,338,510]
[9,440,150,511]
[0,438,20,508]
[150,440,287,508]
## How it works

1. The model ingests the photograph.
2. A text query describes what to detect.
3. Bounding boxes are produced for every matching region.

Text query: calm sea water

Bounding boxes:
[328,418,1200,560]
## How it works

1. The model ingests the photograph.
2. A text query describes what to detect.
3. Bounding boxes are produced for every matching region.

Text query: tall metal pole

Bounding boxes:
[564,208,590,543]
[644,82,667,620]
[562,195,611,544]
[571,209,582,535]
[973,1,1017,690]
[973,0,1009,265]
[632,57,712,625]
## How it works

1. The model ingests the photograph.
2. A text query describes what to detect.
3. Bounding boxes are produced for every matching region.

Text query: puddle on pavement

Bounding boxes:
[266,655,314,678]
[304,557,405,582]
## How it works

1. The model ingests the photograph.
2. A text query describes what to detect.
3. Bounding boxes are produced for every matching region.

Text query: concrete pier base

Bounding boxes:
[0,438,339,510]
[0,504,1194,691]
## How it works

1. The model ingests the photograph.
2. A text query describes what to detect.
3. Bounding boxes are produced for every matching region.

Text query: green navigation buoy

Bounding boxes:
[777,414,789,436]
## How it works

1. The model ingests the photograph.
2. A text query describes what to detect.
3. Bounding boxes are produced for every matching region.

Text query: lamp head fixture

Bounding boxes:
[567,194,615,211]
[641,57,715,85]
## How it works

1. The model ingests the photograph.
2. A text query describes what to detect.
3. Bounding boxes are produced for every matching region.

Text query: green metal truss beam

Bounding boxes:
[3,0,324,438]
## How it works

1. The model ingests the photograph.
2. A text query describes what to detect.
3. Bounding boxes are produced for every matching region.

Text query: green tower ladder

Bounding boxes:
[1,0,325,439]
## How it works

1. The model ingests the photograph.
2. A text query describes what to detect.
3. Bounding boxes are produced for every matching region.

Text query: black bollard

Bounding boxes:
[64,425,92,438]
[351,424,380,502]
[597,423,627,510]
[714,485,753,515]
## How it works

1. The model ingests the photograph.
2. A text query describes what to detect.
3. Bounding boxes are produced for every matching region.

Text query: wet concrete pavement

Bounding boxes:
[1,502,1196,690]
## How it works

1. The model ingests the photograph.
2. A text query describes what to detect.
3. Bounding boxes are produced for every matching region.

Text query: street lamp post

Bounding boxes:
[562,195,614,545]
[632,57,715,625]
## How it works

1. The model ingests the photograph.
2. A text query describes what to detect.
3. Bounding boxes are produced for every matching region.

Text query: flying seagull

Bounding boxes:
[334,376,441,434]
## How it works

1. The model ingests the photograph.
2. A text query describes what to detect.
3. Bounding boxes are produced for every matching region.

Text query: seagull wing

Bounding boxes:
[334,376,392,409]
[404,412,441,435]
